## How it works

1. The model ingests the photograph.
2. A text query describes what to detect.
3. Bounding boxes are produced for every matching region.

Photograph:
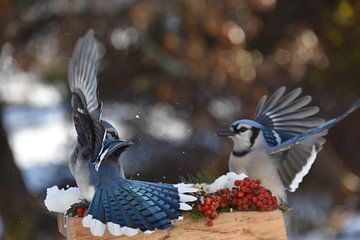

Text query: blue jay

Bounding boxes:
[217,87,360,201]
[68,30,196,236]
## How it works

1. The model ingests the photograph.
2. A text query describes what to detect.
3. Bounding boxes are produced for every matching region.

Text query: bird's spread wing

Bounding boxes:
[68,29,105,162]
[255,87,324,139]
[277,138,326,192]
[270,99,360,191]
[69,29,101,117]
[254,86,324,192]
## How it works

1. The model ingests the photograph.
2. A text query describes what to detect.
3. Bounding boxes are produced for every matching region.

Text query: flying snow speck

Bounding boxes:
[135,114,140,119]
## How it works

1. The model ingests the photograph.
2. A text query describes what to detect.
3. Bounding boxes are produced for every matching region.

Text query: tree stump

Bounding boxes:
[57,211,287,239]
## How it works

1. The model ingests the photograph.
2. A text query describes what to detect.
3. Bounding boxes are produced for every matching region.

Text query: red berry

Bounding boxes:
[203,205,209,211]
[234,180,242,186]
[76,207,84,216]
[205,198,212,205]
[207,220,214,226]
[237,192,244,198]
[210,212,218,219]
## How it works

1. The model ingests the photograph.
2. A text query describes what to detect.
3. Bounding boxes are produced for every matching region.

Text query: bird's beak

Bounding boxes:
[216,128,235,137]
[121,140,134,149]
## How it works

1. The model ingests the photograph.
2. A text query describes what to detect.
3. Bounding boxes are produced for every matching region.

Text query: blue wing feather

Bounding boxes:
[254,87,323,136]
[270,99,360,154]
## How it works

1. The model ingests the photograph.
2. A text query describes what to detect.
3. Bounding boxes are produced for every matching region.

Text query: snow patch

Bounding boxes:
[44,186,84,213]
[209,172,248,193]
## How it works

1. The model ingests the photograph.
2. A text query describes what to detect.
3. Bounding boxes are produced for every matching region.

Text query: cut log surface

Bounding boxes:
[58,211,287,240]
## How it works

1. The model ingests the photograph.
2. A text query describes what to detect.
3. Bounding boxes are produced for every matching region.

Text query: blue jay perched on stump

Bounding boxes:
[217,87,360,201]
[68,30,196,236]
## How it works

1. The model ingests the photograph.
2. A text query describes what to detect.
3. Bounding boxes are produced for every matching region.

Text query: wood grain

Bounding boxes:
[58,211,287,240]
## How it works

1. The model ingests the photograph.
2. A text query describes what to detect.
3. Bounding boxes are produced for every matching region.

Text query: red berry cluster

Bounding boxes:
[231,178,278,211]
[195,177,279,226]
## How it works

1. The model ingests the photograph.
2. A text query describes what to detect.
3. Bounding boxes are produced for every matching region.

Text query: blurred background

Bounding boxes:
[0,0,360,239]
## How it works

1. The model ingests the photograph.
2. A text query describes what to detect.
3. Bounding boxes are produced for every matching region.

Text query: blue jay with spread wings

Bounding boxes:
[217,87,360,200]
[68,30,196,237]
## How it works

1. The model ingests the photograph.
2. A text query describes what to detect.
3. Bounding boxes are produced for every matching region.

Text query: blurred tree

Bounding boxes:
[0,105,59,239]
[0,103,35,239]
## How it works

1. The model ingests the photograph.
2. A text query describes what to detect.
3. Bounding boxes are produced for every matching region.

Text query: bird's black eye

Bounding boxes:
[239,127,248,132]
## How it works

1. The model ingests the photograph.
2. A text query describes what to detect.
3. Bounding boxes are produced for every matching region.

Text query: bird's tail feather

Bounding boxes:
[82,180,197,237]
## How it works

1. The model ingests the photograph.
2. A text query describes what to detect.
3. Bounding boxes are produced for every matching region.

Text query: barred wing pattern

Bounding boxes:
[83,179,197,236]
[254,87,326,192]
[68,29,105,162]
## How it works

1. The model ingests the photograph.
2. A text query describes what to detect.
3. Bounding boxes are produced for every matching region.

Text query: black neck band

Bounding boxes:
[250,127,260,147]
[232,150,250,157]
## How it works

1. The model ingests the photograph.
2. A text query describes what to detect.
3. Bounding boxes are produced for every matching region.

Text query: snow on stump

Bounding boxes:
[57,211,287,240]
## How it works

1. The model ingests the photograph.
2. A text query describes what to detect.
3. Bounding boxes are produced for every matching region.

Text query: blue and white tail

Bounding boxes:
[82,179,197,236]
